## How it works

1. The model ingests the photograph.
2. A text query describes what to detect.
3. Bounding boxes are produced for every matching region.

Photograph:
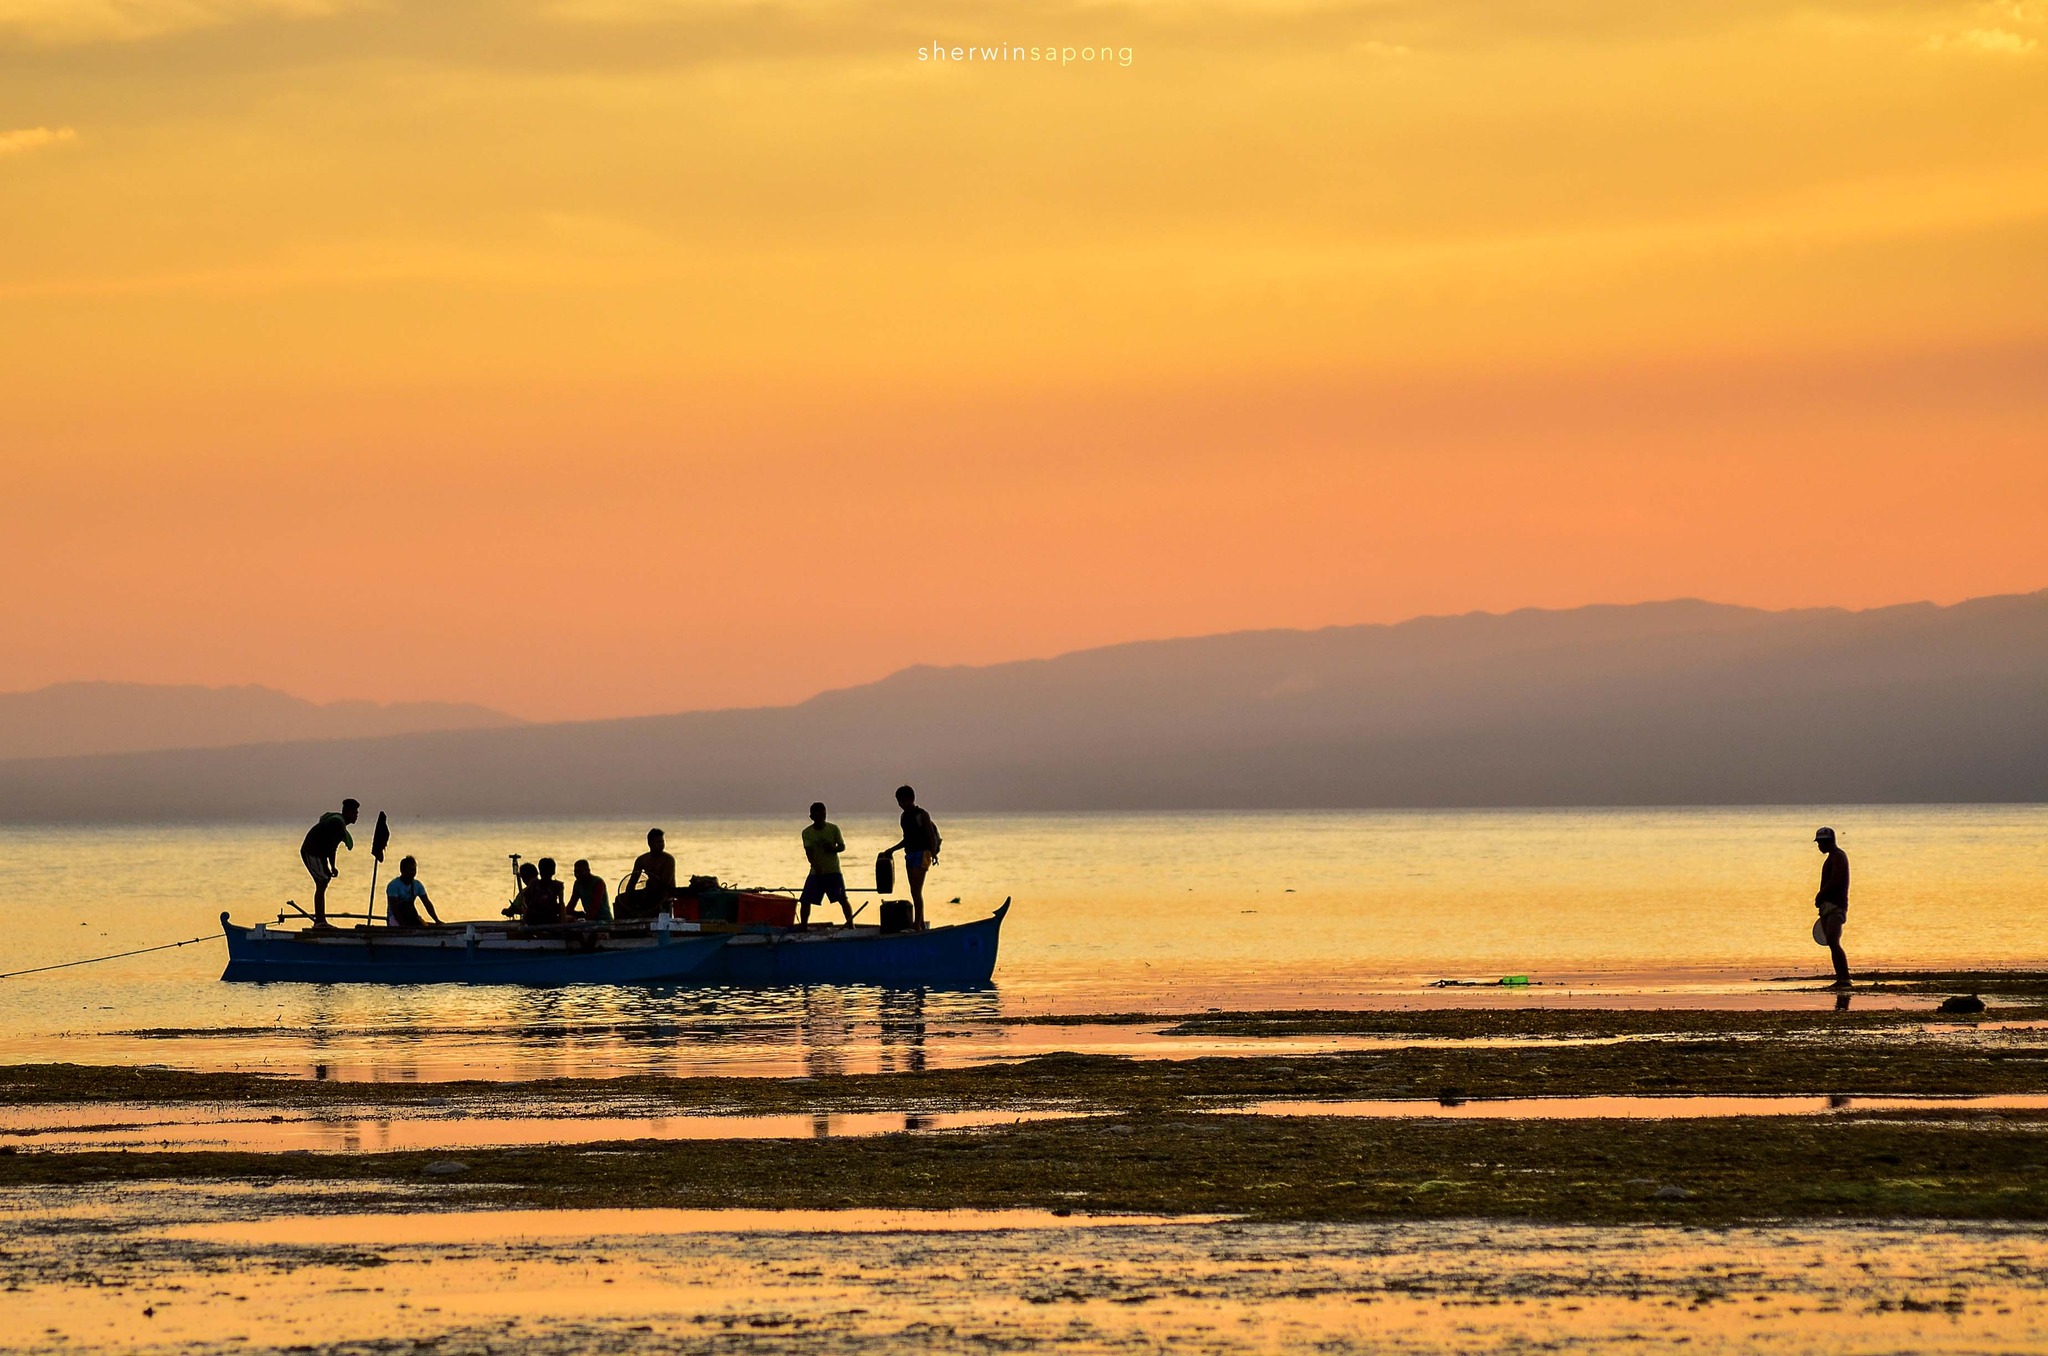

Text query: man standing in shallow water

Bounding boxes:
[1814,826,1851,990]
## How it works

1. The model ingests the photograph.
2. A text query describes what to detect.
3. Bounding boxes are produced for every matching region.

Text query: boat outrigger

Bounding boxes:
[218,898,1008,988]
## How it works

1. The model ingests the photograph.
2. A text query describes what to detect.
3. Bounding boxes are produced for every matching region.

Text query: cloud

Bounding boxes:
[0,125,76,156]
[0,0,344,47]
[1925,26,2039,53]
[1985,0,2046,22]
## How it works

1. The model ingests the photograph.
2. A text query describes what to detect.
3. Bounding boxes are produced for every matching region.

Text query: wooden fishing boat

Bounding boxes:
[216,899,1008,988]
[218,913,727,986]
[711,900,1006,987]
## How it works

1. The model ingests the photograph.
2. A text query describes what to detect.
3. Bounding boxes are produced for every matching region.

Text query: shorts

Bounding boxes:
[905,851,932,873]
[1817,906,1847,944]
[302,851,336,884]
[802,870,849,907]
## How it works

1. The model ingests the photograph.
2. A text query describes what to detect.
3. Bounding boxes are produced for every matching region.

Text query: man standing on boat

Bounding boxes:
[299,798,359,927]
[884,785,941,930]
[800,802,854,928]
[619,827,678,919]
[1814,826,1851,991]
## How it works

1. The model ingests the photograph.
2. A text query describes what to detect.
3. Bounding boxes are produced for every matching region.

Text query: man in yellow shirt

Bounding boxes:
[800,802,853,927]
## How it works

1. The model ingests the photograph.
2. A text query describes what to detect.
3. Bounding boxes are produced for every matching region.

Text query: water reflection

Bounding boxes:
[799,987,851,1079]
[0,1105,1081,1152]
[146,983,997,1081]
[879,987,928,1074]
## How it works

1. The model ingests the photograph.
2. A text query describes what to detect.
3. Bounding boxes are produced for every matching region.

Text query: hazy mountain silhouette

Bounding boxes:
[0,591,2041,821]
[0,682,520,761]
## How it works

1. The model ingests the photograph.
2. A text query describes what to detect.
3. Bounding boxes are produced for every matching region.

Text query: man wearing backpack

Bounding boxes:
[884,785,942,930]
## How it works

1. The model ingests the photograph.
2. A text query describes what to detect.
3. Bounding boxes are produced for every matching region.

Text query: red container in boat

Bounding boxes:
[668,897,701,922]
[736,894,797,927]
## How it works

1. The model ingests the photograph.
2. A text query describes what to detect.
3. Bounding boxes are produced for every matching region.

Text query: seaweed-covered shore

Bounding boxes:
[4,981,2047,1225]
[5,1111,2048,1225]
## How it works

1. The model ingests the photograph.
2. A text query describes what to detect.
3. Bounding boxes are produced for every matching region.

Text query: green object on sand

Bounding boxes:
[1499,975,1530,986]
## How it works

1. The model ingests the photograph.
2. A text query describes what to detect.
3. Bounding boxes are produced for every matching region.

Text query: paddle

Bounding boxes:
[367,811,390,921]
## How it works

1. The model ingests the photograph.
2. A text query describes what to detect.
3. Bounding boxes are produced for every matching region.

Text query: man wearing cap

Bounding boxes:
[1814,826,1851,990]
[300,798,360,928]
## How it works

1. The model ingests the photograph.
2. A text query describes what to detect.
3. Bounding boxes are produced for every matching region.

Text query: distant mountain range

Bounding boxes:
[0,682,519,761]
[0,591,2042,821]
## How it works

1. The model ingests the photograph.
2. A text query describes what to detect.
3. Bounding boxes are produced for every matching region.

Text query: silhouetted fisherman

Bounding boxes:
[800,802,853,928]
[299,798,359,927]
[385,855,442,928]
[569,859,612,923]
[504,861,545,922]
[619,828,678,919]
[884,785,942,930]
[531,857,567,925]
[1814,826,1850,990]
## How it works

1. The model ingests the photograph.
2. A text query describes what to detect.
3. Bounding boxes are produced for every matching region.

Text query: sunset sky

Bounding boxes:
[2,0,2044,721]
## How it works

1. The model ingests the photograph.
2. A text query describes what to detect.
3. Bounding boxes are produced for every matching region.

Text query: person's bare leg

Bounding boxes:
[312,876,328,926]
[1825,914,1850,987]
[908,860,927,929]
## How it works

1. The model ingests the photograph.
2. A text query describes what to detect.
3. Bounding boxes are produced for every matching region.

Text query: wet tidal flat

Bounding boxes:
[7,1188,2048,1355]
[7,990,2048,1351]
[5,989,2048,1225]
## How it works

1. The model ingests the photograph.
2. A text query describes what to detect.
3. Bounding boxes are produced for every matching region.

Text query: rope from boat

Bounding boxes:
[0,933,217,981]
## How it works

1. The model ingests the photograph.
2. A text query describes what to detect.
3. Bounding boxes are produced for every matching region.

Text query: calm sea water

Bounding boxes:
[1,807,2041,1078]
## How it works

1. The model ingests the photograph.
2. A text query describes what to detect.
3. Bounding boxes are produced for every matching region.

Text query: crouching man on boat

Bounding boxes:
[385,856,443,928]
[617,828,678,920]
[299,799,359,927]
[800,802,854,928]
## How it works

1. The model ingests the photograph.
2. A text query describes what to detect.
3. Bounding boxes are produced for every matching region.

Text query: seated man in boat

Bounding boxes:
[617,828,678,920]
[800,802,855,927]
[531,858,568,925]
[299,798,360,927]
[568,859,612,923]
[384,856,442,928]
[503,860,544,922]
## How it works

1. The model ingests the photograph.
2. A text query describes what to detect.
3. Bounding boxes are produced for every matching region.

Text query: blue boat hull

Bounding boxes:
[217,902,1007,988]
[219,918,728,986]
[708,903,1006,988]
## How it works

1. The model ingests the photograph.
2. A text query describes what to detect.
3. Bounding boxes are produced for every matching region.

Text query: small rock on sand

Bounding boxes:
[424,1160,469,1176]
[1939,995,1987,1014]
[1653,1185,1693,1200]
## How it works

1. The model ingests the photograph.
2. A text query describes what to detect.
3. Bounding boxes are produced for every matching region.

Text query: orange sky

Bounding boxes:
[2,0,2045,721]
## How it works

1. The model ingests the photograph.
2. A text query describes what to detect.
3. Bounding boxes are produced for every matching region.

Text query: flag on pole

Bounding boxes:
[371,811,390,864]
